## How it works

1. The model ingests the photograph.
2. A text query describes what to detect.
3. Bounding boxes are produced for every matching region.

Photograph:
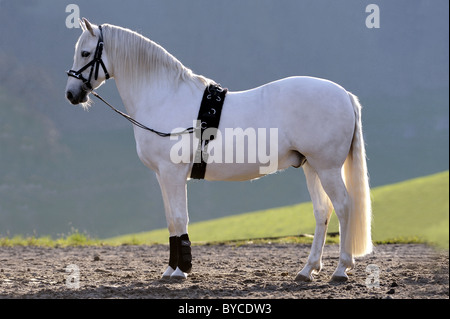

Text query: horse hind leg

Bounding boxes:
[295,162,333,281]
[315,167,355,282]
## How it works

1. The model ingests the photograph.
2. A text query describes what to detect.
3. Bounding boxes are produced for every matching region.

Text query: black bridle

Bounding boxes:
[66,25,110,91]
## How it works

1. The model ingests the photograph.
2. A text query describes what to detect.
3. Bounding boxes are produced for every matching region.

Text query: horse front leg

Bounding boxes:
[157,171,192,280]
[157,173,177,278]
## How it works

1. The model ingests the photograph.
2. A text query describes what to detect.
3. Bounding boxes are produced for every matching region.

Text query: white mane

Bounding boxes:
[101,24,212,88]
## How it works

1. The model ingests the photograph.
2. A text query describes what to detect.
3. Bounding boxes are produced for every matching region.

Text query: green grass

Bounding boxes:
[106,170,449,248]
[1,171,448,248]
[0,229,100,247]
[370,170,449,248]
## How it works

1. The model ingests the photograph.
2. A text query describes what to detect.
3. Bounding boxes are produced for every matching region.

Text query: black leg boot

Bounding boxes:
[177,234,192,273]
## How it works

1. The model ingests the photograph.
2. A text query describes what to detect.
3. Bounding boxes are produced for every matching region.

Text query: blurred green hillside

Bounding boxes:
[107,171,449,249]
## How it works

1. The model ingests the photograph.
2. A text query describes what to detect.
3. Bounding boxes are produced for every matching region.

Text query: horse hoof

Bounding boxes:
[170,267,187,280]
[161,266,175,279]
[295,273,313,282]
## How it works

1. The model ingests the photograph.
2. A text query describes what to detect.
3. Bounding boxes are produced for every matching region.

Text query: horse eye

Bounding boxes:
[81,51,90,58]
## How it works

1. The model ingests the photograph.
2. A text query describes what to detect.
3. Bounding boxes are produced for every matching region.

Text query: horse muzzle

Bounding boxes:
[65,86,89,105]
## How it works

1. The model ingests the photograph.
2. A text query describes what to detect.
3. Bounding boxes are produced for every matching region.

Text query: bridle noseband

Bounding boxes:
[66,25,110,91]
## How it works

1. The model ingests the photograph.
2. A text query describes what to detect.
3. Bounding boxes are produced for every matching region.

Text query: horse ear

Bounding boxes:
[82,17,95,37]
[79,18,86,31]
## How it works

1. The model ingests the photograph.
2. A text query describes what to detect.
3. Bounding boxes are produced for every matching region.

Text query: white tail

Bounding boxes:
[342,93,372,257]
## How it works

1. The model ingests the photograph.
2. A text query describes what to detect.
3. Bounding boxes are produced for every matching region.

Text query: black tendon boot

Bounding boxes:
[177,234,192,273]
[168,236,178,270]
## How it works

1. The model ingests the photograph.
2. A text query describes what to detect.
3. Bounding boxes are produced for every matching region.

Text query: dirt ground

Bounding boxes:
[0,243,448,299]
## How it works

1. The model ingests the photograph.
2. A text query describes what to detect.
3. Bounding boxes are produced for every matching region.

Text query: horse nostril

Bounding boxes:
[66,90,74,101]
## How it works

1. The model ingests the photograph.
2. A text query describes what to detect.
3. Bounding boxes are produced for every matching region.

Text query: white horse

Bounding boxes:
[65,19,372,282]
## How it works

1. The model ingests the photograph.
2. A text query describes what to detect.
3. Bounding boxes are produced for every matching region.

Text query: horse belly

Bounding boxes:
[203,135,303,181]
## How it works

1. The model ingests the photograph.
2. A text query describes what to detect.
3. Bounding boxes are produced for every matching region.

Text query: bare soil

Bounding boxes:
[0,243,448,299]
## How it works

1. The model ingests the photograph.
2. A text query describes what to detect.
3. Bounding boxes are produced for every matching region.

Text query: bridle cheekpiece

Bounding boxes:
[66,25,110,91]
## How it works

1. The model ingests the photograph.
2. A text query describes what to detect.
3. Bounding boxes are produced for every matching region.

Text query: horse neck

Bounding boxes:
[114,71,169,113]
[114,67,211,120]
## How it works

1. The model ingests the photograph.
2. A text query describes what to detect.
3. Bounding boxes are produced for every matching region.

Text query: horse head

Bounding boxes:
[65,18,111,107]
